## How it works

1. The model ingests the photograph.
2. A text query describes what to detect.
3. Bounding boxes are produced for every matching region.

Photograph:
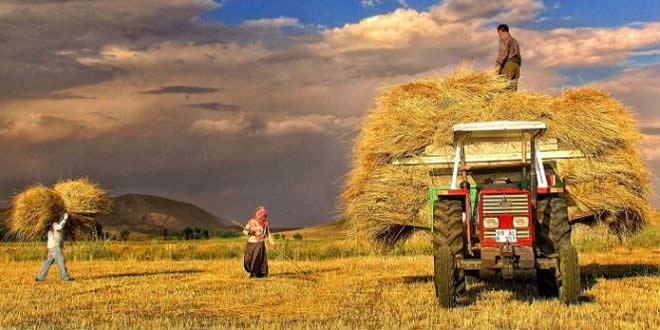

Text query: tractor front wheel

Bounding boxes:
[434,245,456,307]
[558,245,581,304]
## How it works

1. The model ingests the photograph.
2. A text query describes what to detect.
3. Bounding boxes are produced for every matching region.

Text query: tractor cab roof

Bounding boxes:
[453,121,547,142]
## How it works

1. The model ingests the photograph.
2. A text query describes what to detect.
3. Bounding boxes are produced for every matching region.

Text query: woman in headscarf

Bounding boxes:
[242,206,274,278]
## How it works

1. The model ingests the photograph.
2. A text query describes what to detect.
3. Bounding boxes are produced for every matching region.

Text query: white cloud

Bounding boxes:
[361,0,409,8]
[241,16,302,29]
[640,135,660,161]
[190,118,248,135]
[189,115,359,137]
[361,0,381,8]
[264,115,359,136]
[519,22,660,67]
[431,0,545,23]
[588,65,660,121]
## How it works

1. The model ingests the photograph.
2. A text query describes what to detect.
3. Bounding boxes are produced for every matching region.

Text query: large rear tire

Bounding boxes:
[432,199,465,308]
[549,197,571,251]
[535,196,580,302]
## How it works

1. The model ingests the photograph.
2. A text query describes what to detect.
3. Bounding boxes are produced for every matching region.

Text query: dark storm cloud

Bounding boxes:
[141,86,219,95]
[0,108,351,226]
[40,93,96,100]
[188,103,241,111]
[0,0,227,100]
[87,112,119,121]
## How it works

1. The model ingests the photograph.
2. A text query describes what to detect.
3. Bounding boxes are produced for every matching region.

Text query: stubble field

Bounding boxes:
[1,225,660,329]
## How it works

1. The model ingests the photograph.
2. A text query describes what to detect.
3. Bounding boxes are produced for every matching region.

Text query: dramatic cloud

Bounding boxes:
[589,64,660,121]
[431,0,545,23]
[519,23,660,67]
[0,0,658,225]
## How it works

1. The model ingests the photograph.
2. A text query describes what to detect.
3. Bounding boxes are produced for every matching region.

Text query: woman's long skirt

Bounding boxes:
[244,241,269,278]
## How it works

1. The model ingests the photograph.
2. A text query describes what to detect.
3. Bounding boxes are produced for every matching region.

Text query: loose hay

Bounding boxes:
[53,178,112,238]
[341,66,650,248]
[8,186,66,240]
[8,178,111,241]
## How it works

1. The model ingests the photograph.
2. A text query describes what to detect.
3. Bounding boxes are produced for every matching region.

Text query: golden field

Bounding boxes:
[1,224,660,329]
[1,250,659,329]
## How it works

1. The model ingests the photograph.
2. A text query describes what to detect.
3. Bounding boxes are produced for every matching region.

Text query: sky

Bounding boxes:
[0,0,658,226]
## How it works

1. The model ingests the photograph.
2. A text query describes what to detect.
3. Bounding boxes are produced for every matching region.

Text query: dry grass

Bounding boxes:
[1,247,659,329]
[53,178,111,238]
[7,179,111,241]
[7,185,66,240]
[341,65,650,247]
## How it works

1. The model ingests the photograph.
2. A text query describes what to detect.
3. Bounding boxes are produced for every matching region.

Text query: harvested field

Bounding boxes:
[1,245,659,329]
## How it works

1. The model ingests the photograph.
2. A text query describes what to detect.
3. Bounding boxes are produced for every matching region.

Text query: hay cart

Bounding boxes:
[392,121,584,307]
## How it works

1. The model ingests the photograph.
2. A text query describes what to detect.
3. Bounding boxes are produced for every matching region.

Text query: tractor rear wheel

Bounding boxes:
[549,197,572,251]
[432,199,465,308]
[535,196,580,301]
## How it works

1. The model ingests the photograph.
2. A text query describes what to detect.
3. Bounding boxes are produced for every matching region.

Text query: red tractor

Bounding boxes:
[394,121,582,307]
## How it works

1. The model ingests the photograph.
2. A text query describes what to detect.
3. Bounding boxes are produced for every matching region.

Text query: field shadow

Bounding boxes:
[402,275,433,284]
[401,263,659,305]
[269,267,341,281]
[580,263,660,291]
[86,269,204,280]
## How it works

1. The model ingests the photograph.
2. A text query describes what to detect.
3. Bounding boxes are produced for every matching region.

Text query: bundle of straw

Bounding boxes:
[53,178,111,238]
[8,178,111,241]
[341,66,650,248]
[8,186,67,240]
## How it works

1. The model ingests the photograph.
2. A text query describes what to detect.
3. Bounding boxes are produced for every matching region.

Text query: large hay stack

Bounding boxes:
[341,67,650,248]
[8,178,111,240]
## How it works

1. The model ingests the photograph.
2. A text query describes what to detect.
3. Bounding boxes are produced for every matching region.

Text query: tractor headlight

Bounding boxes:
[483,217,499,229]
[513,216,530,228]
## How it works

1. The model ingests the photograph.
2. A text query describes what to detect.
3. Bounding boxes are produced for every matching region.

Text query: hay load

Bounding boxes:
[8,178,111,240]
[8,186,67,240]
[341,66,650,248]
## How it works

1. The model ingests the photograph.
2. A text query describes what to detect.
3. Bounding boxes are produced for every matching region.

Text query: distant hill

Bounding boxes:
[279,220,347,240]
[97,194,230,234]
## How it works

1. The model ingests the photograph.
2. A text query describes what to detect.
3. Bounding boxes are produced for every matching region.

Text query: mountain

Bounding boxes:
[97,194,230,233]
[278,220,347,240]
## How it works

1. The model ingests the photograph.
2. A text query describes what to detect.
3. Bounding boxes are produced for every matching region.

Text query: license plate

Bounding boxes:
[495,229,517,243]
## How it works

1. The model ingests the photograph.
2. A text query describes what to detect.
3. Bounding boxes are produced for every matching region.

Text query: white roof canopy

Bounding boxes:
[453,121,547,133]
[453,121,547,141]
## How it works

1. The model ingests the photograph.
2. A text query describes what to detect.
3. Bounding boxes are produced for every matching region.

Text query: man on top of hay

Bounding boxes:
[495,24,521,91]
[35,213,73,282]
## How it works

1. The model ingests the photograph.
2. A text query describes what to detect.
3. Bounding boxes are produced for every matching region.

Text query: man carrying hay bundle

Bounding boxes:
[495,24,521,91]
[36,213,72,282]
[8,179,111,282]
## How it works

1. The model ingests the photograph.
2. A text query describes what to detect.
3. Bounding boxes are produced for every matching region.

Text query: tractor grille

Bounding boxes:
[483,229,530,240]
[482,193,529,215]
